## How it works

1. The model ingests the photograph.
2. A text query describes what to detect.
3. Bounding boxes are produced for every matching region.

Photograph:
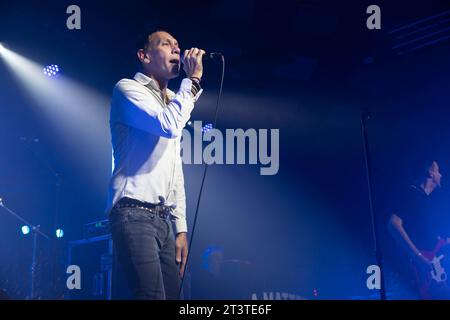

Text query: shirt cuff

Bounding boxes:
[180,78,203,102]
[173,218,188,234]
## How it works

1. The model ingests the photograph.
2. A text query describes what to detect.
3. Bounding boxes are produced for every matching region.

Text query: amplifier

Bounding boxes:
[66,234,113,300]
[83,219,110,238]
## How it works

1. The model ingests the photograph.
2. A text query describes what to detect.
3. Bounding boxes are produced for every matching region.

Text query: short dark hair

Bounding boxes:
[135,29,171,52]
[409,157,438,183]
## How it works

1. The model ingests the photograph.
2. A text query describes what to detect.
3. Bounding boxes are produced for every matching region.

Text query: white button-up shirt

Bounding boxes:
[106,72,201,234]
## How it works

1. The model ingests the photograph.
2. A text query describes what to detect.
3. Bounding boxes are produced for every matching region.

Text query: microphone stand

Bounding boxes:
[19,137,63,296]
[0,197,50,300]
[360,109,386,300]
[19,137,62,229]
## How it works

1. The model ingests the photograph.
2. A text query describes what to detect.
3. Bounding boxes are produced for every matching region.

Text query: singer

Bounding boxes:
[106,30,205,300]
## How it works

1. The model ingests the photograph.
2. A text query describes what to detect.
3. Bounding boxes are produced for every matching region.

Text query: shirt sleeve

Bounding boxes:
[111,78,199,138]
[394,186,417,227]
[172,138,187,234]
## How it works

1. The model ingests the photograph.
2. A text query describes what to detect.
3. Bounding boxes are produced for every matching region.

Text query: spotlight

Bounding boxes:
[55,228,64,238]
[21,225,30,235]
[201,123,214,133]
[43,64,61,78]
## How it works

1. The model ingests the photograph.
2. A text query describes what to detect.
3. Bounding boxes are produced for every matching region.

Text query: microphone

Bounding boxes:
[202,52,223,61]
[181,51,222,63]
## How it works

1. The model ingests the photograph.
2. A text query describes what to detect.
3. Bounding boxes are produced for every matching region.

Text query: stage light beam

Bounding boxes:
[0,45,111,191]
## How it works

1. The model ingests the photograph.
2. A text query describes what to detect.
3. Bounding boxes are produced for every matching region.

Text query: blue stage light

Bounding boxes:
[21,225,30,235]
[202,123,213,133]
[55,228,64,238]
[43,64,61,77]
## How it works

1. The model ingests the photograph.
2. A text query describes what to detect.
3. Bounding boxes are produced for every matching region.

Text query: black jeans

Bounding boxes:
[109,206,181,300]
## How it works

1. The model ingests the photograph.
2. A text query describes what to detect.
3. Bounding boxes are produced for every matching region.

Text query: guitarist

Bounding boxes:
[388,160,450,299]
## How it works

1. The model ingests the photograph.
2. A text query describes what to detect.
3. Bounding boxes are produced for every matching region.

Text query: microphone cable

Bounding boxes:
[178,53,225,299]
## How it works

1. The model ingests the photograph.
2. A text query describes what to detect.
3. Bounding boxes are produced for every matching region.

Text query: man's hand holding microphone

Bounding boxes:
[182,48,205,82]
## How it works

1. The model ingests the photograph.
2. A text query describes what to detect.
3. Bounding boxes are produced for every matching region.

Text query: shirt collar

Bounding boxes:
[134,72,175,100]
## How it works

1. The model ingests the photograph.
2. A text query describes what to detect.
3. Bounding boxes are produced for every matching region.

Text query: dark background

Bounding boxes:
[1,0,450,299]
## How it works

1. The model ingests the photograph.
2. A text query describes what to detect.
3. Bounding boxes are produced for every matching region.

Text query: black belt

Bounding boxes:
[114,197,175,221]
